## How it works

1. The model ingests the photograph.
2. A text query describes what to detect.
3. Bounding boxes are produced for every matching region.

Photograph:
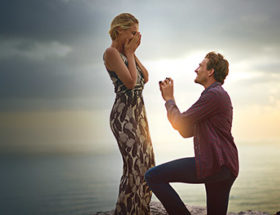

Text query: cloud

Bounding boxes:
[0,38,72,60]
[1,0,280,112]
[0,0,102,42]
[1,0,280,153]
[0,55,113,109]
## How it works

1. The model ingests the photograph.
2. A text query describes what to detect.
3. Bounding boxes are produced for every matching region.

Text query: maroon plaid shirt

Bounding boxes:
[165,82,239,179]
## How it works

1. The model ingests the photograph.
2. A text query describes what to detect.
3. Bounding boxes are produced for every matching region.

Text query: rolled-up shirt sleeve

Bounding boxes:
[165,90,220,138]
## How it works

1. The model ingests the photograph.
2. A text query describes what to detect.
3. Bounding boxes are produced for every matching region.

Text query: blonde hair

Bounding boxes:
[109,13,139,40]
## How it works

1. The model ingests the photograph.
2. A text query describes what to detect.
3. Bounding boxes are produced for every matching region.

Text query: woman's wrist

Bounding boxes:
[124,50,135,58]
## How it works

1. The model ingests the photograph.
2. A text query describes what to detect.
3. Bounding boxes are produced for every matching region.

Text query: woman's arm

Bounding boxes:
[103,33,141,89]
[104,48,137,89]
[134,55,149,83]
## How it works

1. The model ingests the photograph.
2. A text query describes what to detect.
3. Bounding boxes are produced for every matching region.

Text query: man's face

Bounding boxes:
[194,58,211,85]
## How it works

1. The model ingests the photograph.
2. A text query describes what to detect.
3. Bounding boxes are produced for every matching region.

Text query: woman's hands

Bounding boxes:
[124,32,141,56]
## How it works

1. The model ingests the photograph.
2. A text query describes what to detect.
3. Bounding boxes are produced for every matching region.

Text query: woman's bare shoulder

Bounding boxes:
[104,47,119,60]
[103,47,124,71]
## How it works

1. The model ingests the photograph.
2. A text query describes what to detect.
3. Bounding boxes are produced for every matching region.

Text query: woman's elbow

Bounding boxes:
[144,76,148,84]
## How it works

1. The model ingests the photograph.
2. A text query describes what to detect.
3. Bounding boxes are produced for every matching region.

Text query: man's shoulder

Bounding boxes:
[209,85,233,108]
[208,84,227,94]
[205,85,231,102]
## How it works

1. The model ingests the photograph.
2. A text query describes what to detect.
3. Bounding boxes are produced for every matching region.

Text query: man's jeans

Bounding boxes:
[145,157,236,215]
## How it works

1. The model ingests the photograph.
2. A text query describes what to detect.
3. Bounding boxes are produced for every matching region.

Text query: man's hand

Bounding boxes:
[159,77,175,101]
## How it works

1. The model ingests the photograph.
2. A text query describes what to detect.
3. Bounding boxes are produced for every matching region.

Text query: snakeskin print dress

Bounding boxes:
[106,53,155,215]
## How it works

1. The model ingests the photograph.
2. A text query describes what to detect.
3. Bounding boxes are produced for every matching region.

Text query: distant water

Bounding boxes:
[1,143,280,215]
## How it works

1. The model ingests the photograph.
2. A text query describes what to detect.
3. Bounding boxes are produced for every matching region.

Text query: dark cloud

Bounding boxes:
[1,0,280,45]
[1,0,280,111]
[0,0,103,42]
[0,55,112,99]
[1,0,280,155]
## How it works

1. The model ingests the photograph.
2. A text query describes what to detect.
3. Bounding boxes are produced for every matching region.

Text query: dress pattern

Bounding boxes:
[106,53,155,215]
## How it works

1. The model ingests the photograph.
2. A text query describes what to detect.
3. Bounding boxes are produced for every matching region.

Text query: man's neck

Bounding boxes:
[203,79,216,89]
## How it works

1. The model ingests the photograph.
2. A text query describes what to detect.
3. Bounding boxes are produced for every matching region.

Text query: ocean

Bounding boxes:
[1,143,279,215]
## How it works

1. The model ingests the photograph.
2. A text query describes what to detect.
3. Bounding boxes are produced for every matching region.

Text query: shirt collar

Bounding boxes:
[201,81,221,95]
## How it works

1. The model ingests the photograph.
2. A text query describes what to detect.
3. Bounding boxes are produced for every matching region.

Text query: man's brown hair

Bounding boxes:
[205,52,229,85]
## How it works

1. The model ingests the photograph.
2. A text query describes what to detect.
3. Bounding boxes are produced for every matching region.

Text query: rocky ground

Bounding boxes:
[94,201,272,215]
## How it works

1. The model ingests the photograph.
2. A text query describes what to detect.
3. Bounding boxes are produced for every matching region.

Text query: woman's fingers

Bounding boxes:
[128,33,141,51]
[124,35,139,54]
[134,34,141,47]
[137,34,141,46]
[125,38,129,46]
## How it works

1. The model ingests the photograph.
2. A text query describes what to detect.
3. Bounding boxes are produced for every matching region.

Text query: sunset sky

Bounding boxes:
[1,0,280,156]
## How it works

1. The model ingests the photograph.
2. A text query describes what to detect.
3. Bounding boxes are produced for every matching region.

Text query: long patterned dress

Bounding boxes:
[106,53,155,215]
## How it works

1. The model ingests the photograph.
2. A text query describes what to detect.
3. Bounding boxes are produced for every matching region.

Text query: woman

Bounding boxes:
[103,13,155,215]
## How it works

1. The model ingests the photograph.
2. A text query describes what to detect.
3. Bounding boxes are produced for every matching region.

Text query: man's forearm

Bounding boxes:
[165,100,194,138]
[165,99,180,129]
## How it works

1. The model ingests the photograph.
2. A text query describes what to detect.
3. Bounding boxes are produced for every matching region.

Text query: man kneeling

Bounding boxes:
[145,52,239,215]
